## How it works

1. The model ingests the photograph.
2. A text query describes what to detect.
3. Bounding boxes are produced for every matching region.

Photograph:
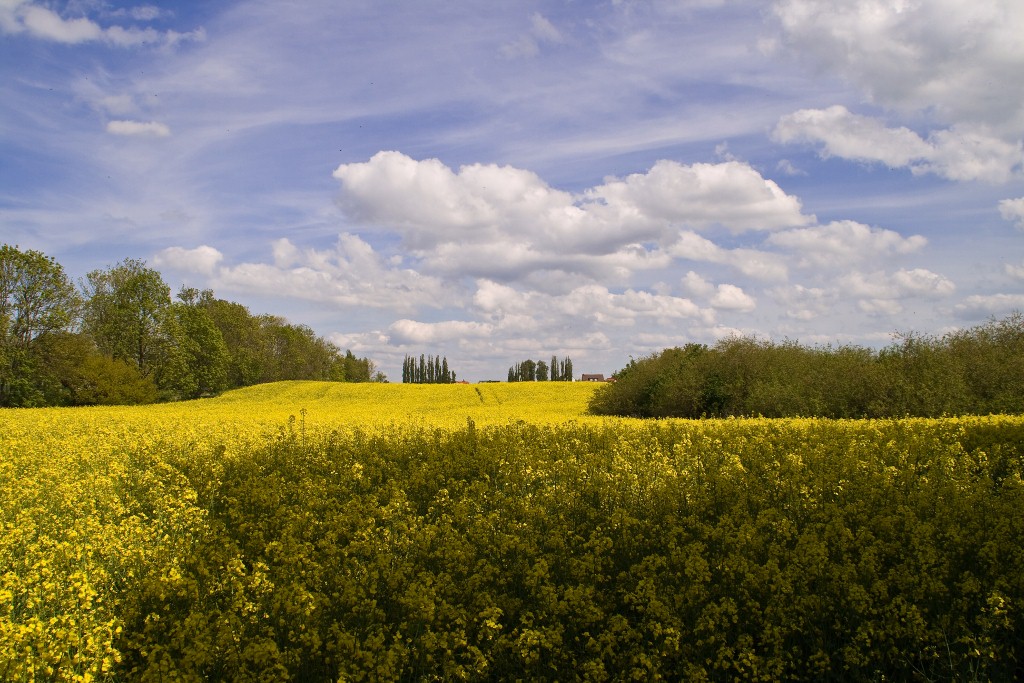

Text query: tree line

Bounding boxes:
[507,355,573,382]
[401,354,457,383]
[589,313,1024,418]
[0,245,383,407]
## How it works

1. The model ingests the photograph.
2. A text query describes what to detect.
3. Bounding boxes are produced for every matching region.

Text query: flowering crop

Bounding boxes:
[2,382,1023,680]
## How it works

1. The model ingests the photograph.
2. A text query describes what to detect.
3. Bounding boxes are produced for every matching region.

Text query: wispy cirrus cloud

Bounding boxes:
[106,119,171,137]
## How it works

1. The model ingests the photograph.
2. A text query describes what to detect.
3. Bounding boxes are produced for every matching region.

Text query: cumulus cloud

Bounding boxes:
[681,271,715,297]
[388,319,494,345]
[774,106,1023,183]
[840,268,956,316]
[106,119,171,137]
[669,231,789,281]
[334,152,810,243]
[158,235,449,313]
[333,152,808,286]
[772,0,1024,184]
[710,284,756,312]
[471,278,715,328]
[585,159,812,232]
[767,220,927,267]
[678,272,756,312]
[772,0,1024,134]
[999,198,1024,229]
[954,293,1024,318]
[0,1,203,47]
[153,245,223,275]
[770,284,834,321]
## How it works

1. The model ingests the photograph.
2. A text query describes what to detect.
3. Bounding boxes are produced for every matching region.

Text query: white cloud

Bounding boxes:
[767,220,927,267]
[1006,263,1024,280]
[586,159,812,232]
[126,6,164,22]
[775,159,805,176]
[678,272,756,313]
[774,106,932,168]
[772,0,1024,134]
[954,293,1024,318]
[681,270,714,297]
[771,284,834,320]
[106,119,171,137]
[160,235,450,313]
[388,319,494,346]
[774,106,1023,183]
[472,278,714,328]
[711,284,756,312]
[333,152,806,285]
[840,268,956,315]
[1,1,202,47]
[670,231,789,281]
[501,12,564,58]
[153,245,223,275]
[999,198,1024,229]
[20,4,101,43]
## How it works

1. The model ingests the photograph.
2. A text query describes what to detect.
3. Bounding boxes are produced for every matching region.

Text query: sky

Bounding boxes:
[2,0,1023,382]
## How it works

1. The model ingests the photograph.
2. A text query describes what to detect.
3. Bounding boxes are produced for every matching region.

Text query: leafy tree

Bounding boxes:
[81,258,172,379]
[154,289,231,399]
[0,245,79,347]
[337,349,378,383]
[0,245,80,406]
[590,314,1024,418]
[201,296,270,387]
[508,356,573,382]
[1,248,384,405]
[536,360,549,381]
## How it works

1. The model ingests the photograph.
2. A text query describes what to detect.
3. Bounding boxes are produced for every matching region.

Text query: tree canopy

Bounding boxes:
[0,245,384,407]
[588,313,1024,418]
[508,355,573,382]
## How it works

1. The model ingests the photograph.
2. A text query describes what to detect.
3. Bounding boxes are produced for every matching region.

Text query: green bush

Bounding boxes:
[591,313,1024,419]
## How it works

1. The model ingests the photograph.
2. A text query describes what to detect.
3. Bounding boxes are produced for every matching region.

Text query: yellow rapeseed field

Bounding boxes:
[0,381,604,681]
[2,382,1023,681]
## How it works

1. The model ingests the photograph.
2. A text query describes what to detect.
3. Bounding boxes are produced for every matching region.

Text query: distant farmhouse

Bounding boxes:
[581,374,606,382]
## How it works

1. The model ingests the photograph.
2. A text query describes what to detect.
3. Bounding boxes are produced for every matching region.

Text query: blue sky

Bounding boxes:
[2,0,1022,381]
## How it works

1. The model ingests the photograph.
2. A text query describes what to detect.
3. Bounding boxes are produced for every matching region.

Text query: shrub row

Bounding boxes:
[589,313,1024,418]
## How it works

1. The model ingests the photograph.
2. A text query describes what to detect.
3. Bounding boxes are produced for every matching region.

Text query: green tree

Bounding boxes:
[155,289,231,399]
[402,354,454,383]
[201,296,268,387]
[536,360,549,381]
[0,245,81,406]
[81,258,172,379]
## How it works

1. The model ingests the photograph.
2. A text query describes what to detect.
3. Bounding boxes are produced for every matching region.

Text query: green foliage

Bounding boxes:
[156,293,231,400]
[591,314,1024,418]
[81,258,172,379]
[402,354,457,383]
[30,331,157,405]
[0,246,81,406]
[509,355,573,381]
[0,248,384,406]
